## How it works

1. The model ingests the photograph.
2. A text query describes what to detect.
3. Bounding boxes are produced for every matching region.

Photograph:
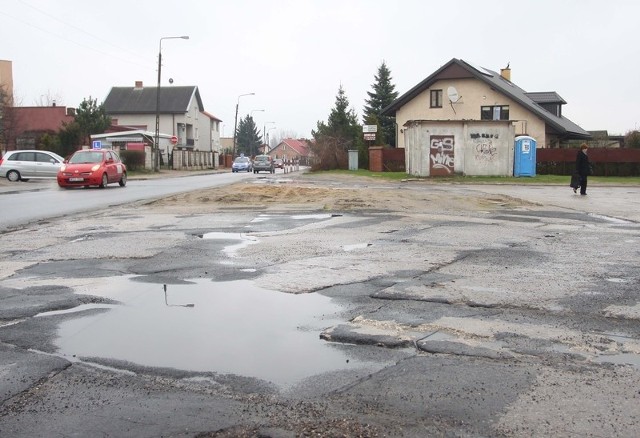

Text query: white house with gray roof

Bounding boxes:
[103,81,222,155]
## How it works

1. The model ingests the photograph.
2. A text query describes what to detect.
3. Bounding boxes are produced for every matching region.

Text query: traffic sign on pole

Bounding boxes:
[363,125,378,133]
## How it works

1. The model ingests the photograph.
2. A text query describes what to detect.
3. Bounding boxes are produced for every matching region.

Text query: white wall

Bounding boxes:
[404,121,515,177]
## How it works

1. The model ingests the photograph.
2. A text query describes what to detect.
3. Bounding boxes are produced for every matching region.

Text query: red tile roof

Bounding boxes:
[278,138,310,156]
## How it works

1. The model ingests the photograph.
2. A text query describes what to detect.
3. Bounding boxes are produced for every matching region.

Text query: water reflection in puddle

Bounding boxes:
[53,277,364,386]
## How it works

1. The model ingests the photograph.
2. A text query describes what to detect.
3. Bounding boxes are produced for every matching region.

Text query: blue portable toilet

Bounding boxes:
[514,136,537,177]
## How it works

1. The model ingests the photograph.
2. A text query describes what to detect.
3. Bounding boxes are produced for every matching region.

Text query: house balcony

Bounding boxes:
[175,138,195,149]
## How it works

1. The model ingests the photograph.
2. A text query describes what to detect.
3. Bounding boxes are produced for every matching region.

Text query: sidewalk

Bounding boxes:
[128,168,228,180]
[0,168,230,192]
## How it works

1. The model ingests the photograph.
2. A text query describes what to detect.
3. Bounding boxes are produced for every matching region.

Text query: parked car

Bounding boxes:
[253,155,274,174]
[0,149,65,182]
[232,156,252,173]
[273,158,284,169]
[57,149,127,188]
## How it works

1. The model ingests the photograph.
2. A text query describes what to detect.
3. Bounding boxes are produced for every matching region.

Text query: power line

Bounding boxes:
[1,5,153,72]
[18,0,155,64]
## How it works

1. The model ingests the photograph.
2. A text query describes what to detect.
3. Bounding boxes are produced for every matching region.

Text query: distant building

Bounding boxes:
[8,105,75,150]
[568,131,624,149]
[268,138,312,165]
[0,59,13,101]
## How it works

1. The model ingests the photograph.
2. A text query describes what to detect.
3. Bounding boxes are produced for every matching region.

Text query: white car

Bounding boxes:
[0,149,65,182]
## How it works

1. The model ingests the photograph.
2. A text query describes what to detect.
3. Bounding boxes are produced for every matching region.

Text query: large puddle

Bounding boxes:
[46,277,366,386]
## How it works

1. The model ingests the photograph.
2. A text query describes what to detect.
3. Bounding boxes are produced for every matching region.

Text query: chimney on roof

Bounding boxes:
[134,81,143,89]
[500,63,511,81]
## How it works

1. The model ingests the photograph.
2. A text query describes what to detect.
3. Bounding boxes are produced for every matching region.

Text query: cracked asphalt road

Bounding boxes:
[1,173,640,437]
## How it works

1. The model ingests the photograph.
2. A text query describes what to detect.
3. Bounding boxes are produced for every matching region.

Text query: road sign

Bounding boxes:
[363,125,378,133]
[92,140,102,149]
[170,136,178,145]
[364,133,376,141]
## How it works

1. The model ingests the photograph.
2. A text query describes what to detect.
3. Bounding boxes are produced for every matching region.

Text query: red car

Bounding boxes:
[57,149,127,188]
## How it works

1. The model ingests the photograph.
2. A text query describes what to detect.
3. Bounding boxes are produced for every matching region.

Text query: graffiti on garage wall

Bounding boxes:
[430,135,454,175]
[471,132,498,162]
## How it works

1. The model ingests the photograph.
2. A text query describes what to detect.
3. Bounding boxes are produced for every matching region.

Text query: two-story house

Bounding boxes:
[381,58,591,176]
[103,81,221,154]
[382,58,590,150]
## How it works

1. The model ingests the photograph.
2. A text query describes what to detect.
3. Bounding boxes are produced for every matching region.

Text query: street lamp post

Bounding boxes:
[232,93,255,159]
[154,35,189,172]
[266,126,277,151]
[263,121,275,151]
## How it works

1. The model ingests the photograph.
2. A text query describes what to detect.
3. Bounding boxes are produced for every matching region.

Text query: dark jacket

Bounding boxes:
[576,150,591,177]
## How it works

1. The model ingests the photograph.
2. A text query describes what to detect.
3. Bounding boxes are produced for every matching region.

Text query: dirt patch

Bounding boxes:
[149,176,539,214]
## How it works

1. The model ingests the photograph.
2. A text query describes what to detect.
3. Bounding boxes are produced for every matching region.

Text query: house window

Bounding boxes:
[481,105,510,120]
[430,89,443,108]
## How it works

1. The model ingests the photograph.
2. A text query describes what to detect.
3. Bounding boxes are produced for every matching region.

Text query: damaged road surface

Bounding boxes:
[1,173,640,437]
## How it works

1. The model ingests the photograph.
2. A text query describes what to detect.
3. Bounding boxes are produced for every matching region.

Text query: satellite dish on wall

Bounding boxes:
[447,86,460,103]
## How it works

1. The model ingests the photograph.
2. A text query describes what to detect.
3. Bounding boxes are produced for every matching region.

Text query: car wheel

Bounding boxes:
[7,170,21,182]
[99,173,108,188]
[119,172,127,187]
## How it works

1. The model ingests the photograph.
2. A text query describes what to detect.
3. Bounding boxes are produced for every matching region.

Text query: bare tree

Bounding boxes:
[269,129,299,149]
[0,84,20,151]
[34,91,64,107]
[309,135,350,171]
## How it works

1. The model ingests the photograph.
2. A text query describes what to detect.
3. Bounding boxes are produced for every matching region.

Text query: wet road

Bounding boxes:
[0,170,254,231]
[1,175,639,437]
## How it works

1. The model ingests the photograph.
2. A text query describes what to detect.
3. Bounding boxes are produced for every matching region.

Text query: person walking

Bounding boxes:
[575,143,591,195]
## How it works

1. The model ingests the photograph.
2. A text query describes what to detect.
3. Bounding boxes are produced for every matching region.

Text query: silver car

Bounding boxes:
[0,149,65,182]
[253,155,274,174]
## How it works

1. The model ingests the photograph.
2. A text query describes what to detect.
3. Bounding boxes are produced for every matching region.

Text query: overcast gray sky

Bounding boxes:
[2,0,639,140]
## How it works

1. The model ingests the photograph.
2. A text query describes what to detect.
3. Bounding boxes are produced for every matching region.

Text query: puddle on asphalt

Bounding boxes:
[200,232,258,257]
[594,353,640,368]
[49,277,367,386]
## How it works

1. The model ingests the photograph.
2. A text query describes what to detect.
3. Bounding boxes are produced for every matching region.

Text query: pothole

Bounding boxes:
[41,276,372,386]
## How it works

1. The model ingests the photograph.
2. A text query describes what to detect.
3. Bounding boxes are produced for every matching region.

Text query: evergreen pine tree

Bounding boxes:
[312,85,363,170]
[363,61,399,147]
[236,115,262,156]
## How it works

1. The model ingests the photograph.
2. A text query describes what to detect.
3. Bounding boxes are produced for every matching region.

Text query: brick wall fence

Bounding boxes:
[369,146,640,176]
[369,146,405,172]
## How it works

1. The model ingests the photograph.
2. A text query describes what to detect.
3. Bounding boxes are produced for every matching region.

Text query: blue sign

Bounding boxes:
[92,140,102,150]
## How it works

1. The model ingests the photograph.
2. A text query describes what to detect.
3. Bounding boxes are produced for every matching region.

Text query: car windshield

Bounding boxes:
[68,151,104,164]
[255,156,269,162]
[234,157,249,163]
